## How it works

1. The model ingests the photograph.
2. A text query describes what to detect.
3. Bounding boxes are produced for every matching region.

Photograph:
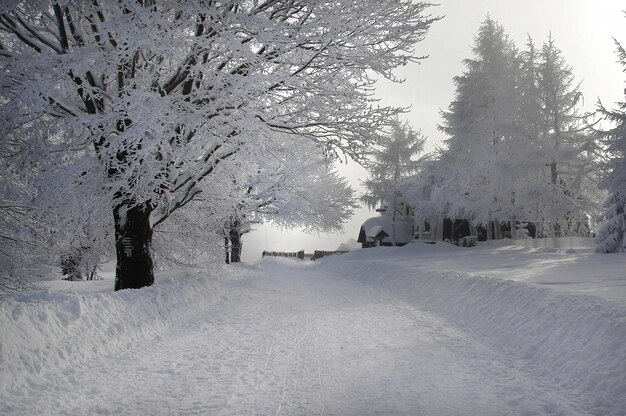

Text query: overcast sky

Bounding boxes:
[242,0,626,262]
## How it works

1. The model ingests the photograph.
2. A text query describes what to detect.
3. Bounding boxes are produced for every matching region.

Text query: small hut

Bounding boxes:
[357,216,413,248]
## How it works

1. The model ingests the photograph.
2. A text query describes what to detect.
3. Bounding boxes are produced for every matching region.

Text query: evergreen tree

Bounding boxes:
[437,17,523,233]
[595,194,625,253]
[535,35,596,237]
[362,119,425,244]
[518,37,543,142]
[596,39,626,253]
[408,20,599,241]
[362,120,425,209]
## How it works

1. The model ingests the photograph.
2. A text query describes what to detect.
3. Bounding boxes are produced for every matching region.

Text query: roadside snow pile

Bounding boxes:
[0,266,239,397]
[319,246,626,416]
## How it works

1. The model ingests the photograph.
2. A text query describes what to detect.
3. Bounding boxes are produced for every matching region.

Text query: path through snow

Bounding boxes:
[3,259,591,415]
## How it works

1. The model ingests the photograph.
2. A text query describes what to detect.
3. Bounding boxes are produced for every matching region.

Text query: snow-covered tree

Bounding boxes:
[0,123,113,289]
[361,119,425,244]
[0,1,438,290]
[362,120,426,209]
[596,38,626,253]
[533,35,597,236]
[399,147,443,223]
[595,194,625,253]
[518,36,543,143]
[405,19,599,241]
[436,17,523,233]
[144,135,357,266]
[0,170,46,290]
[221,139,357,263]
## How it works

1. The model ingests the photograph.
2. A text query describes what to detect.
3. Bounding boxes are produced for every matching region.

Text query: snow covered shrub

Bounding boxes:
[462,236,477,247]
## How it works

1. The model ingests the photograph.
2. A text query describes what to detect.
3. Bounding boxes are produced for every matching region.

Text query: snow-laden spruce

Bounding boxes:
[361,119,426,212]
[595,194,626,253]
[403,18,600,239]
[596,36,626,253]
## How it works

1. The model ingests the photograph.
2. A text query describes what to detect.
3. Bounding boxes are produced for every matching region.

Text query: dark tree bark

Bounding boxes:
[113,203,154,291]
[549,161,564,237]
[224,219,243,263]
[229,228,242,263]
[224,236,230,264]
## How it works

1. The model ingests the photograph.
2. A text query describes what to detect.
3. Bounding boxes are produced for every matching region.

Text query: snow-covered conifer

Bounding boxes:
[361,119,426,245]
[534,35,598,236]
[595,194,625,253]
[436,18,522,232]
[361,120,426,211]
[596,38,626,253]
[406,20,599,241]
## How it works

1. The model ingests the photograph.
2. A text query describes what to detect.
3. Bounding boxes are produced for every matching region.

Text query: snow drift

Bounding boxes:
[0,266,239,397]
[319,244,626,416]
[2,244,625,415]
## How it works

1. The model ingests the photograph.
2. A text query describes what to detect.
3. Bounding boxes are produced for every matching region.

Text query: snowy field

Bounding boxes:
[1,242,625,415]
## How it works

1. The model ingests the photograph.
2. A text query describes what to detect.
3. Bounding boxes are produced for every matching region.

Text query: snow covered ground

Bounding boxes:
[1,242,625,415]
[349,241,626,304]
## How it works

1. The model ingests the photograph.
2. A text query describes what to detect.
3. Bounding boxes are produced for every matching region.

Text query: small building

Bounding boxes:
[357,216,413,248]
[414,218,540,244]
[414,217,478,244]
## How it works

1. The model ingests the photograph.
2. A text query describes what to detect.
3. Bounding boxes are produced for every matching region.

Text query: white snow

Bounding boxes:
[1,243,625,415]
[336,238,360,252]
[359,241,626,304]
[359,216,414,245]
[0,266,236,404]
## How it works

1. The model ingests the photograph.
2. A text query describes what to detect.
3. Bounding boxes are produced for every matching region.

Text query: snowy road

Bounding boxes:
[4,259,592,416]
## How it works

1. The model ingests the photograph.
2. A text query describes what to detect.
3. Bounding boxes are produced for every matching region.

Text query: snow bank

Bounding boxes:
[319,248,626,416]
[0,266,240,397]
[484,236,594,249]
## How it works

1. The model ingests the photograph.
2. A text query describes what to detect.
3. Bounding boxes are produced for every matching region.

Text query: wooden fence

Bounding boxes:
[262,250,305,260]
[311,250,348,261]
[261,250,350,261]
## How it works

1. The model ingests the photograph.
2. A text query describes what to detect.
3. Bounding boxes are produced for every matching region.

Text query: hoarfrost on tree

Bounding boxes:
[0,0,439,290]
[596,31,626,253]
[403,17,599,239]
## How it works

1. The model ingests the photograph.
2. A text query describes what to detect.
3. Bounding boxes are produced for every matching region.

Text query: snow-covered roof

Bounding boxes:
[359,216,413,244]
[368,225,386,239]
[336,238,360,252]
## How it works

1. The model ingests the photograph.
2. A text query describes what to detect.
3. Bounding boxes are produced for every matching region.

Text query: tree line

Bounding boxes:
[365,17,626,252]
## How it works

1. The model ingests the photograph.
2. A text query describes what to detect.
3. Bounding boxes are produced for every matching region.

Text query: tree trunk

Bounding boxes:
[494,222,502,239]
[229,229,242,263]
[550,160,558,185]
[225,236,230,264]
[226,219,244,263]
[550,160,563,237]
[114,203,154,291]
